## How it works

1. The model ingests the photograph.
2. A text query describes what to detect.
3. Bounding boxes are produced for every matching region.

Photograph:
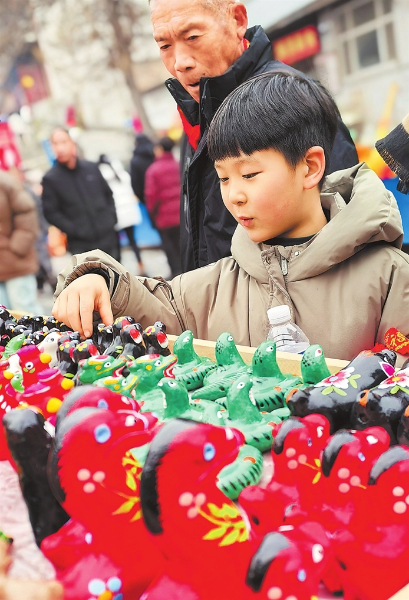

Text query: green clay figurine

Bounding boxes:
[157,378,225,425]
[3,334,26,359]
[76,355,127,385]
[300,344,331,385]
[172,330,216,390]
[190,332,249,401]
[217,444,263,501]
[221,373,283,452]
[248,341,302,411]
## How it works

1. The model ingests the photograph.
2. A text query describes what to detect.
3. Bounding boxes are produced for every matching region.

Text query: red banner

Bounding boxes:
[273,25,321,66]
[17,63,50,105]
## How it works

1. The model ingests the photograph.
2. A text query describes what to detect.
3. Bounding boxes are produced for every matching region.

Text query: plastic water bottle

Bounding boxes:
[266,305,309,354]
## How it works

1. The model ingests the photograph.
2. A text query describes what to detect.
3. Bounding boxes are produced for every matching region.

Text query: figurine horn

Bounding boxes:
[140,418,199,535]
[369,446,409,485]
[246,532,290,592]
[273,418,305,455]
[322,430,356,477]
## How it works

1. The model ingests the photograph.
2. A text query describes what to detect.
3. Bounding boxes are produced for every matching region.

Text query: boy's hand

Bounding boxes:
[52,274,113,339]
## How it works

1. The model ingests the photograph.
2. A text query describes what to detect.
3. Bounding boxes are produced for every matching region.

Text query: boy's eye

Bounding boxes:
[242,172,260,179]
[219,177,229,183]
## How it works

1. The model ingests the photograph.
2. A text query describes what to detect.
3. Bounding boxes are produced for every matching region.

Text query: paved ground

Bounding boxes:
[37,245,172,318]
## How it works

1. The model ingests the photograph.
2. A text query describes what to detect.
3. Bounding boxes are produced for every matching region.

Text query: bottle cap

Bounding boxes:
[267,304,291,325]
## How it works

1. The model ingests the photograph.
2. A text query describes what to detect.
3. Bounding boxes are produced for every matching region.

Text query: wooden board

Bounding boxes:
[167,335,348,376]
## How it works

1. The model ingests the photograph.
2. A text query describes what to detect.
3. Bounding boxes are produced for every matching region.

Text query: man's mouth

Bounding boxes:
[188,81,200,90]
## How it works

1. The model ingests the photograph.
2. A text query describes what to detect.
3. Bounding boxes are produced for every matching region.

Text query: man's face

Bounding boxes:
[51,130,76,164]
[151,0,247,103]
[215,149,314,243]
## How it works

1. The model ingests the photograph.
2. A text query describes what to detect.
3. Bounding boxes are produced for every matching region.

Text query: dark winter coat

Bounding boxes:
[0,170,39,281]
[41,159,118,256]
[165,25,359,272]
[129,134,155,204]
[145,153,181,230]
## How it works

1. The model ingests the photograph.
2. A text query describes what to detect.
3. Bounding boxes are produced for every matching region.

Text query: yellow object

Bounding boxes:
[46,398,63,414]
[40,353,52,364]
[3,370,14,380]
[61,378,74,391]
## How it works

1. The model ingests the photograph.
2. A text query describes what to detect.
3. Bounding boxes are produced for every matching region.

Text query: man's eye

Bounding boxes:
[160,44,170,50]
[187,35,198,41]
[242,172,260,179]
[219,177,229,183]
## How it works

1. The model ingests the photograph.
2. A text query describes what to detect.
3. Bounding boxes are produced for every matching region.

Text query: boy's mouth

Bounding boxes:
[239,217,253,228]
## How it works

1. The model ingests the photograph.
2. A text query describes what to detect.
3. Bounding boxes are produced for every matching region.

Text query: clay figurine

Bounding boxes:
[140,419,253,600]
[119,323,146,360]
[191,333,249,401]
[38,330,63,367]
[76,354,128,385]
[13,344,52,388]
[49,405,163,597]
[143,321,171,356]
[171,330,216,390]
[157,377,225,425]
[248,341,302,411]
[332,446,409,600]
[104,316,135,357]
[221,373,283,452]
[17,368,75,421]
[287,349,397,432]
[3,408,70,546]
[351,366,409,444]
[217,444,263,501]
[125,353,177,409]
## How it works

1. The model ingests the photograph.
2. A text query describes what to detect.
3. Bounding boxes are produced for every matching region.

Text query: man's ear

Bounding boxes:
[303,146,326,190]
[230,2,248,39]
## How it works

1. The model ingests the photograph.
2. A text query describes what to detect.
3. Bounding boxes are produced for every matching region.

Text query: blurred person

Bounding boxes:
[98,154,147,275]
[0,169,43,314]
[145,136,182,278]
[41,128,120,260]
[149,0,358,272]
[129,133,155,204]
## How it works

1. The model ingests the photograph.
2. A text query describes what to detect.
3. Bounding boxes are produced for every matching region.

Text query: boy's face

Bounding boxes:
[215,149,316,243]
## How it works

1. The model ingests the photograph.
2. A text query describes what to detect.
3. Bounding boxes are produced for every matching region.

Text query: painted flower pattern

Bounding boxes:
[178,491,248,546]
[378,368,409,394]
[315,367,360,396]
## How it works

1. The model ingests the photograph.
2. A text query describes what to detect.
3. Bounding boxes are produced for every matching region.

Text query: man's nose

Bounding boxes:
[174,45,195,72]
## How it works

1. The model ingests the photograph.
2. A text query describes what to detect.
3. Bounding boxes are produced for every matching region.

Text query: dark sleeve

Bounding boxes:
[327,117,359,174]
[130,159,148,203]
[41,177,77,237]
[376,123,409,194]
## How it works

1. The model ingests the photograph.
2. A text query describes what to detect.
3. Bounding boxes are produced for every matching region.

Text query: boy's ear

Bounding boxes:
[303,146,326,190]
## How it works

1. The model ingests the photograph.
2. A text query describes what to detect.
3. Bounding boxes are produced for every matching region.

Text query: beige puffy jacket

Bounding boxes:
[0,171,39,282]
[55,163,409,361]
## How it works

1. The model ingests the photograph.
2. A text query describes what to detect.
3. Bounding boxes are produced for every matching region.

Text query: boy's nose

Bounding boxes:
[229,187,247,206]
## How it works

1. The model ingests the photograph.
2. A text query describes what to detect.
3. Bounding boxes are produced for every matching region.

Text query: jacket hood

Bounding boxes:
[165,26,273,128]
[231,162,403,283]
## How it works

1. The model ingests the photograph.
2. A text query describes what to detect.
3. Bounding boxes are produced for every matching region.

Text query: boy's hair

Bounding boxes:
[208,70,340,180]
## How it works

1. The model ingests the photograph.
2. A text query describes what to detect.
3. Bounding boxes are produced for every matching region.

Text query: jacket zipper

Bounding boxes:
[280,256,288,277]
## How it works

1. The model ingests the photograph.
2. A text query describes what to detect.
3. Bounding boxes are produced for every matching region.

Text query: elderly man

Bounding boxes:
[150,0,358,272]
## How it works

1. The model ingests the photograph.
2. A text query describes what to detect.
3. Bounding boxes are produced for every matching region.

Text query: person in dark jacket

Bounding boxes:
[145,136,182,278]
[150,0,358,272]
[42,128,120,260]
[129,133,155,204]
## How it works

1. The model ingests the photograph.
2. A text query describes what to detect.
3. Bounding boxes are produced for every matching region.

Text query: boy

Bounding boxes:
[52,72,409,361]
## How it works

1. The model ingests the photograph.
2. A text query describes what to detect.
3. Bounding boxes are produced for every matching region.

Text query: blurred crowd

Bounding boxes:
[0,128,181,315]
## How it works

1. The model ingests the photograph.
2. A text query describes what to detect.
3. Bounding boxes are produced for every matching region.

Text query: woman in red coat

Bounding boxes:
[145,137,182,277]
